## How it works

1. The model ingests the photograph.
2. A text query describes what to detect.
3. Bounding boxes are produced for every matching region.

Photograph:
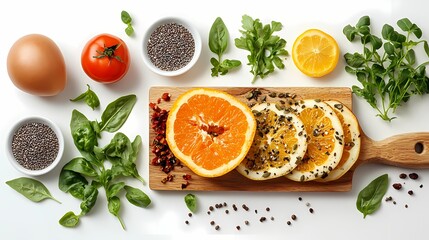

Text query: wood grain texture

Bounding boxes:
[148,87,429,192]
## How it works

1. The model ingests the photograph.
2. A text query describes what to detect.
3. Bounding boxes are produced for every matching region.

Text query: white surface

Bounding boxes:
[1,0,428,239]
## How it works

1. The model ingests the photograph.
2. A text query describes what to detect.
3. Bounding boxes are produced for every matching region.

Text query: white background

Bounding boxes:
[1,0,428,239]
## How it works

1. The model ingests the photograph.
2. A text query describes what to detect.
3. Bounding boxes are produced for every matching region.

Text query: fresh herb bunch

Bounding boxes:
[209,17,241,77]
[343,16,429,121]
[121,10,134,36]
[235,15,288,83]
[356,174,389,218]
[59,94,150,229]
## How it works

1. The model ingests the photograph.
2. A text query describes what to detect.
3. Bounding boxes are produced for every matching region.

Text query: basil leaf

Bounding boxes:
[125,25,134,36]
[124,186,151,208]
[356,174,389,218]
[6,177,61,203]
[184,193,197,213]
[63,157,98,177]
[99,95,137,133]
[209,17,228,55]
[59,211,80,228]
[121,10,132,24]
[70,84,100,110]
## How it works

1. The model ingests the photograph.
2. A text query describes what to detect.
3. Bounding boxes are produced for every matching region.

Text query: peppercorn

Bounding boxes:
[309,208,314,213]
[232,204,238,211]
[266,207,270,212]
[399,173,407,179]
[236,226,241,230]
[245,220,249,225]
[242,204,249,211]
[185,220,189,225]
[408,190,414,195]
[225,210,229,214]
[259,217,267,222]
[188,213,192,217]
[287,221,292,226]
[393,183,402,190]
[210,221,215,226]
[215,225,220,231]
[291,214,297,220]
[409,173,419,180]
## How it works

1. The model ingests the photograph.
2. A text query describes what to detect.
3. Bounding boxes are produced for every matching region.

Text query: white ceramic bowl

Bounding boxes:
[6,116,64,176]
[142,17,202,76]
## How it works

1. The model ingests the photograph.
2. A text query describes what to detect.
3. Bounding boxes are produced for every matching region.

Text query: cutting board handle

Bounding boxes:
[361,132,429,168]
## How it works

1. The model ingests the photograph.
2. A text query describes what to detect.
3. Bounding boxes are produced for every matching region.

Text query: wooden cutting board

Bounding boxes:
[148,87,429,192]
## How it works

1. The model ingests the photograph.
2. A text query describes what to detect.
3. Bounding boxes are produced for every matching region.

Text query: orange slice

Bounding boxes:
[318,100,361,182]
[166,88,256,177]
[236,103,307,180]
[292,29,339,77]
[286,99,344,182]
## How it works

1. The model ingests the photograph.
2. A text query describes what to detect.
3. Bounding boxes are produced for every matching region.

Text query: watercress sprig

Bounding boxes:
[209,17,241,77]
[343,16,429,121]
[235,15,288,83]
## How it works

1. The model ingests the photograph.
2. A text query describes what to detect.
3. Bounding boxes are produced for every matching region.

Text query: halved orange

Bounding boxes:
[318,100,361,182]
[166,88,256,177]
[286,99,344,182]
[292,29,339,77]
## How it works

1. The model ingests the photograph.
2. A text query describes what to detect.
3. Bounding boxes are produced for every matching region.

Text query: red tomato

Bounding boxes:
[81,34,130,83]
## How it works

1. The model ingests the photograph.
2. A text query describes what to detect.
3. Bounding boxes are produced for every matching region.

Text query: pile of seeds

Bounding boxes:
[11,122,59,170]
[147,22,195,71]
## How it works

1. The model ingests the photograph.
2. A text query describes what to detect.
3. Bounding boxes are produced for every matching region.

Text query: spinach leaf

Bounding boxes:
[63,157,98,177]
[99,95,137,133]
[80,184,99,216]
[356,174,389,218]
[58,169,88,200]
[209,17,241,77]
[184,193,197,213]
[6,177,61,203]
[124,185,151,208]
[71,110,98,152]
[108,196,125,229]
[107,181,126,199]
[70,84,100,110]
[104,132,133,162]
[59,211,80,228]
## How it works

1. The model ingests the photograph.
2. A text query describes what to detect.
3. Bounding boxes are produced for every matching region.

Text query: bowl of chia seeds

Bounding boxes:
[6,116,64,176]
[142,17,202,76]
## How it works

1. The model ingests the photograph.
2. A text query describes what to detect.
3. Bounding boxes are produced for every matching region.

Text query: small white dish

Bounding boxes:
[6,116,64,176]
[142,17,202,77]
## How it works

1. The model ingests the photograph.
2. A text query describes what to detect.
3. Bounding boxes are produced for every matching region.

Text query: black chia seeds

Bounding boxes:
[147,22,195,71]
[11,122,59,170]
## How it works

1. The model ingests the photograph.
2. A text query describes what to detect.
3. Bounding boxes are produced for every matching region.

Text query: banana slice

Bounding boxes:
[317,100,361,182]
[286,99,344,182]
[237,102,307,180]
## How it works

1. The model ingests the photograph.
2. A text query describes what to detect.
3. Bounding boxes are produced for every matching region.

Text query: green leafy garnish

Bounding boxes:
[121,10,134,36]
[184,193,197,213]
[59,94,150,229]
[235,15,288,83]
[343,16,429,121]
[209,17,241,77]
[356,174,389,218]
[70,84,100,110]
[6,177,61,203]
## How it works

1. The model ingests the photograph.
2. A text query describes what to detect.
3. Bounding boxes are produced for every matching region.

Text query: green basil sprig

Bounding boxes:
[209,17,241,77]
[6,177,61,204]
[356,174,389,218]
[121,10,134,36]
[70,84,100,110]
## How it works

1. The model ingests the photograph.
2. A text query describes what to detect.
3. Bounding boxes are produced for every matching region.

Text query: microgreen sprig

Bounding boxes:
[343,16,429,121]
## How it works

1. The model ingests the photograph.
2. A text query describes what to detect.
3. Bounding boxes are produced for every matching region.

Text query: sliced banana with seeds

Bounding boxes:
[237,102,307,180]
[286,99,344,182]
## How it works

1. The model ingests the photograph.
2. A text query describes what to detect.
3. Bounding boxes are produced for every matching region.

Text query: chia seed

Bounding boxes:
[147,22,195,71]
[11,122,59,171]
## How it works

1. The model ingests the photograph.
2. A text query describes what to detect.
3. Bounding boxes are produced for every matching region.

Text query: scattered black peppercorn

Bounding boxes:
[242,204,249,211]
[259,217,267,222]
[291,214,297,220]
[409,173,419,180]
[188,213,192,217]
[254,209,258,214]
[287,221,292,226]
[420,184,424,188]
[298,197,303,201]
[270,216,274,221]
[207,211,211,215]
[215,225,220,231]
[393,183,402,190]
[210,221,215,226]
[408,190,414,195]
[245,220,249,225]
[209,206,214,211]
[309,208,314,213]
[233,204,238,211]
[399,173,407,179]
[405,204,408,208]
[266,207,270,212]
[225,210,229,214]
[236,226,241,230]
[185,220,189,225]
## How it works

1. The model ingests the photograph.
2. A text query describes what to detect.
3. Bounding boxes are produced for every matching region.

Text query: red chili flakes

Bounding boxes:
[150,94,181,175]
[181,181,190,189]
[161,174,175,184]
[183,174,192,180]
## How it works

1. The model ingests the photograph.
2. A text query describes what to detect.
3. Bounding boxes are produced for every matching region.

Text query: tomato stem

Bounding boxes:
[93,44,123,62]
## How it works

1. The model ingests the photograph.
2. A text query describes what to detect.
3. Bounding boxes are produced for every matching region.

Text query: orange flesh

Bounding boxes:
[295,107,335,172]
[173,94,248,170]
[333,108,353,169]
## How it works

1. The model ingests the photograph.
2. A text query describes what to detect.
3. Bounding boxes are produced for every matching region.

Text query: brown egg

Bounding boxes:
[7,34,67,96]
